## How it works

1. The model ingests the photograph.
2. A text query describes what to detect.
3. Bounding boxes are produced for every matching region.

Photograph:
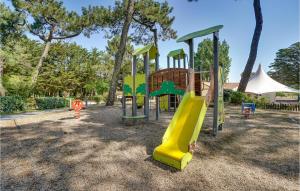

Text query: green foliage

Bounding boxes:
[0,3,24,44]
[229,91,252,104]
[268,42,300,89]
[25,97,37,110]
[92,96,101,104]
[276,92,285,97]
[226,90,271,107]
[254,97,268,107]
[223,89,233,102]
[3,75,32,97]
[95,80,109,95]
[194,39,231,81]
[229,91,244,104]
[131,0,177,44]
[0,96,25,113]
[35,97,66,110]
[11,0,95,41]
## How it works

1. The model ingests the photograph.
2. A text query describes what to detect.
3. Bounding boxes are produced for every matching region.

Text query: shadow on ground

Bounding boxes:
[1,104,299,190]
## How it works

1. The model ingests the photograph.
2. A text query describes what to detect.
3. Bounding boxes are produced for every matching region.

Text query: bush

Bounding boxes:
[254,96,269,108]
[276,92,285,97]
[26,97,37,110]
[229,91,253,104]
[92,96,101,104]
[0,96,25,113]
[229,91,244,104]
[35,97,67,110]
[223,89,233,102]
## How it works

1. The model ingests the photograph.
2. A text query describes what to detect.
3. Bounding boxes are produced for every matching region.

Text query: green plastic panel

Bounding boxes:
[177,25,223,42]
[123,74,146,96]
[132,44,157,60]
[150,81,185,97]
[167,49,185,59]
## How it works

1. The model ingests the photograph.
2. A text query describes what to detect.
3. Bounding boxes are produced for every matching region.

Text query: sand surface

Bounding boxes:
[1,104,299,191]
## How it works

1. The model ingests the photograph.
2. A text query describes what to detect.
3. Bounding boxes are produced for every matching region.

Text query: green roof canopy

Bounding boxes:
[133,44,157,60]
[177,25,223,43]
[167,49,185,59]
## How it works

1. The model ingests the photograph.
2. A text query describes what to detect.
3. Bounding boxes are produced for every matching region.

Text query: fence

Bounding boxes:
[260,103,299,111]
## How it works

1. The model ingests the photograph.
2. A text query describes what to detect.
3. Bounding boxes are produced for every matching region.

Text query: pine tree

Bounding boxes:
[238,0,263,92]
[194,39,231,81]
[268,42,300,89]
[104,0,177,105]
[11,0,108,86]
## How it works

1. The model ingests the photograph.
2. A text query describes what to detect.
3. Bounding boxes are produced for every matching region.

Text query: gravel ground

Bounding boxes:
[1,104,299,191]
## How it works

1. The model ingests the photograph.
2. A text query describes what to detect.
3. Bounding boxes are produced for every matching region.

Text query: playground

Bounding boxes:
[1,104,299,190]
[1,1,299,190]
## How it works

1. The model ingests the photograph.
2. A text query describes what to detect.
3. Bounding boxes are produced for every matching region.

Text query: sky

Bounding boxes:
[4,0,300,82]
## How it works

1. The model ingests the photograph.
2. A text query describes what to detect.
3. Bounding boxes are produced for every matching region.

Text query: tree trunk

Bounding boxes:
[106,0,135,106]
[31,41,51,85]
[238,0,263,92]
[0,55,6,96]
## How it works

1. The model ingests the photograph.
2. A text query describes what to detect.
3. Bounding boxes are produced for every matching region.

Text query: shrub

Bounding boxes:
[35,97,67,110]
[254,96,269,108]
[229,91,244,104]
[223,89,233,102]
[92,96,101,104]
[276,92,285,97]
[26,97,37,110]
[0,96,25,113]
[229,91,253,104]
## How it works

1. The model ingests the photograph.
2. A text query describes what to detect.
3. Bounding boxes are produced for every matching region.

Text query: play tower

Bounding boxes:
[122,25,225,169]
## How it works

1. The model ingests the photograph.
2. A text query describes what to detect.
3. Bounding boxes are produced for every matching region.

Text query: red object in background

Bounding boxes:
[243,107,251,119]
[72,99,83,118]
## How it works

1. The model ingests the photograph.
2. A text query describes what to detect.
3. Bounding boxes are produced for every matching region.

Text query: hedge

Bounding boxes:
[35,97,67,110]
[0,96,25,113]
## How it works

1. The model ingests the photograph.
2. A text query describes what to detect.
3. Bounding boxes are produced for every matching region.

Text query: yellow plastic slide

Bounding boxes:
[153,91,207,170]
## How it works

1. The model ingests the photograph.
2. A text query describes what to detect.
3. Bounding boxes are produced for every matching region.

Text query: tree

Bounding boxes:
[106,0,135,106]
[131,0,176,47]
[238,0,263,92]
[194,39,231,81]
[105,0,177,105]
[268,42,300,89]
[11,0,107,86]
[0,3,25,96]
[2,37,41,97]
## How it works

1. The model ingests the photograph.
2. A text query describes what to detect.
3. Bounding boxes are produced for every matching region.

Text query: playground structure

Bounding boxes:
[122,25,225,169]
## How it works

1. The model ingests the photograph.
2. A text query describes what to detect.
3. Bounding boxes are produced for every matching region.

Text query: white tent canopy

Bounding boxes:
[235,64,299,94]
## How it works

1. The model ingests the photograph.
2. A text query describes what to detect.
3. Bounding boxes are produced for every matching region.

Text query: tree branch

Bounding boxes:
[52,31,82,40]
[27,25,47,41]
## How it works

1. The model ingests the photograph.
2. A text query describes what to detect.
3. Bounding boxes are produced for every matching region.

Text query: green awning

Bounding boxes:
[177,25,223,42]
[133,44,158,60]
[167,49,185,59]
